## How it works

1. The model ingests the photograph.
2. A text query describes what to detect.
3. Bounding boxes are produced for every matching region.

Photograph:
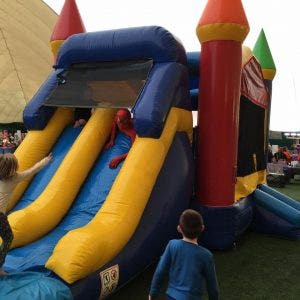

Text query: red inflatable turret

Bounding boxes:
[196,0,249,206]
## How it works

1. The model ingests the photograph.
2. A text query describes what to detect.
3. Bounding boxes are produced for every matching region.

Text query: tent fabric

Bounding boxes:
[0,0,57,123]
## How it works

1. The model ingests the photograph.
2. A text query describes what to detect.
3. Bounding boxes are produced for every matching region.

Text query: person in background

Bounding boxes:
[283,146,292,165]
[297,151,300,166]
[104,108,136,169]
[0,153,52,276]
[149,209,219,300]
[1,130,10,148]
[13,132,21,147]
[267,145,274,163]
[274,147,284,162]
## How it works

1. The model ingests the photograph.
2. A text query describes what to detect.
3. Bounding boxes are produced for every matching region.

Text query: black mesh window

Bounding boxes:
[44,60,153,108]
[237,95,267,177]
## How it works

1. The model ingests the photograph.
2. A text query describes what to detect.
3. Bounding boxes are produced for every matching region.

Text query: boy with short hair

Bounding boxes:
[149,209,219,300]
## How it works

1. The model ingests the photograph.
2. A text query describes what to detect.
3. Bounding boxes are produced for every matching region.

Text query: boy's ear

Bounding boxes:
[201,225,205,232]
[177,225,182,234]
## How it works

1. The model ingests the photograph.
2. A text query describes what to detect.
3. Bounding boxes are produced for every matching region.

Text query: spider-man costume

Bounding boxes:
[104,108,136,168]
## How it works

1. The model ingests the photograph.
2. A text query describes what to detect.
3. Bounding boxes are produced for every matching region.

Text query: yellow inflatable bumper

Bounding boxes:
[9,108,116,248]
[46,107,192,283]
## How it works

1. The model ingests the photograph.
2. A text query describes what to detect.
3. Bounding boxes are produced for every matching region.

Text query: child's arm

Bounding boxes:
[16,154,52,182]
[109,153,128,169]
[149,242,172,299]
[204,254,219,300]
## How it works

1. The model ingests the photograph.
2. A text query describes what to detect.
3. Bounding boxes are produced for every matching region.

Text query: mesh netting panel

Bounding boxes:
[44,60,152,108]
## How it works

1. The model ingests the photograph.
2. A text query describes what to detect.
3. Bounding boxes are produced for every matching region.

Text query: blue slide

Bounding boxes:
[5,133,131,273]
[12,126,82,212]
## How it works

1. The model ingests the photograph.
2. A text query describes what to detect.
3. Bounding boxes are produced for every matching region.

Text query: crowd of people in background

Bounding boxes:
[267,144,300,187]
[268,144,300,165]
[0,130,27,151]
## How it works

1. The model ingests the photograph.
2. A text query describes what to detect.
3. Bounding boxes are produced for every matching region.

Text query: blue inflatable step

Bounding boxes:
[259,184,300,211]
[253,189,300,227]
[0,272,72,300]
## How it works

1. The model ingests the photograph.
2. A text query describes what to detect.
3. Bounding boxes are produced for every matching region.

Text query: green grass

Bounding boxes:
[112,232,300,300]
[212,232,300,300]
[273,178,300,202]
[112,185,300,300]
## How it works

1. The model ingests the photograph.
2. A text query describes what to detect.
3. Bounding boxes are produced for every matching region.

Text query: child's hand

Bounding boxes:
[78,119,87,126]
[73,120,80,128]
[45,153,53,163]
[109,157,121,169]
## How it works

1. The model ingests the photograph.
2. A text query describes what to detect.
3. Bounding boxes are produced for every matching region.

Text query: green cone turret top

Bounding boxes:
[253,29,276,80]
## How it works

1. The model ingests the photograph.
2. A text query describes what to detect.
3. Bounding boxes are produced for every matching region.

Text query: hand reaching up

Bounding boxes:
[44,153,53,164]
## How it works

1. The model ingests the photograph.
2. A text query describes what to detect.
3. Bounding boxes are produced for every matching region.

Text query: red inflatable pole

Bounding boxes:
[196,0,249,206]
[50,0,86,60]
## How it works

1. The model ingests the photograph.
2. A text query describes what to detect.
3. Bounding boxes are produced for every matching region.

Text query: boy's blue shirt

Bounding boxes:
[150,239,219,300]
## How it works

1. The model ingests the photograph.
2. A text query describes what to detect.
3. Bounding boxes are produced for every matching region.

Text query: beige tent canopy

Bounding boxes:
[0,0,57,123]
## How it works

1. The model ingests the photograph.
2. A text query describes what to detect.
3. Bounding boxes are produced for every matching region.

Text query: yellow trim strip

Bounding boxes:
[7,108,73,211]
[9,108,116,248]
[46,107,193,283]
[262,69,276,80]
[197,23,249,43]
[50,40,64,58]
[235,170,266,202]
[242,46,253,67]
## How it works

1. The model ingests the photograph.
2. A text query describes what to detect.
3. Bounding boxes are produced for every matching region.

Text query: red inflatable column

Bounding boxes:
[196,0,249,206]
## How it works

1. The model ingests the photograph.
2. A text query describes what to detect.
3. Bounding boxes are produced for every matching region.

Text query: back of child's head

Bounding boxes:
[179,209,204,239]
[0,153,19,180]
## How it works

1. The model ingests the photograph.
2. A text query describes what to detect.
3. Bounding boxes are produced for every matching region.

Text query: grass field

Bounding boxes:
[274,178,300,202]
[112,181,300,299]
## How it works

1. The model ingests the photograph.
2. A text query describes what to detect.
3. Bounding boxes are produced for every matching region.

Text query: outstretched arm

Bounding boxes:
[109,153,128,169]
[108,124,136,168]
[16,153,52,182]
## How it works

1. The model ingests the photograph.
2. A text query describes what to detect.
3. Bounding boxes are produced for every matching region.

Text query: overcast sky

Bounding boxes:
[44,0,300,132]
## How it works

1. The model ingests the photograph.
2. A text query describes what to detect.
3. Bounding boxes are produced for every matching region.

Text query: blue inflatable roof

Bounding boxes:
[24,26,190,137]
[55,26,187,68]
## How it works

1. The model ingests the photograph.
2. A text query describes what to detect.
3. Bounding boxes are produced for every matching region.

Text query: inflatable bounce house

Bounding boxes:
[1,0,300,299]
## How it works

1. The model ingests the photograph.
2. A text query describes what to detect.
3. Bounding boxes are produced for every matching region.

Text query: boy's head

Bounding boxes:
[0,153,19,180]
[178,209,204,239]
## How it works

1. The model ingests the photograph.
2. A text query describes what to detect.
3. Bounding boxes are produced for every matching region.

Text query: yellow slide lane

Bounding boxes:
[7,108,73,211]
[46,107,193,283]
[9,108,116,248]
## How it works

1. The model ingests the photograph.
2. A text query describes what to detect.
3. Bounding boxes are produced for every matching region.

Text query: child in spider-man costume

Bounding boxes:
[104,108,136,168]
